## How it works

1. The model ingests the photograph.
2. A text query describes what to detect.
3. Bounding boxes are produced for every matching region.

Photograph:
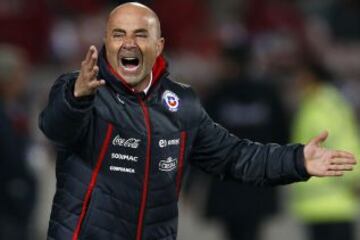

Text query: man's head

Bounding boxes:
[104,2,164,91]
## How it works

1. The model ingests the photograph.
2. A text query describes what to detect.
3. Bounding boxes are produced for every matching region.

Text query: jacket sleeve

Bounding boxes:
[39,72,94,146]
[190,102,310,187]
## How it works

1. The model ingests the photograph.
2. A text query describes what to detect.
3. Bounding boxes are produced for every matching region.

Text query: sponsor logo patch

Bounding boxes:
[109,166,135,173]
[111,153,138,162]
[159,138,180,148]
[112,135,140,149]
[162,90,180,112]
[159,157,177,172]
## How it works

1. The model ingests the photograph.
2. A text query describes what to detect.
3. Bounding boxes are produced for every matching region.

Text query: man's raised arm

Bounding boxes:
[39,46,105,146]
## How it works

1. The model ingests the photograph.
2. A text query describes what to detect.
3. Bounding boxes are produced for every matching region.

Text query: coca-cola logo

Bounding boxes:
[112,135,140,149]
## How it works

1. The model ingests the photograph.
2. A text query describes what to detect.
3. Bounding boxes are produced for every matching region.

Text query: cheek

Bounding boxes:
[142,46,158,61]
[106,40,121,55]
[142,50,157,69]
[106,47,120,66]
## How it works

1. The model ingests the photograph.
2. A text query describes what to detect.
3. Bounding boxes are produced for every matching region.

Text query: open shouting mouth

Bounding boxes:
[118,49,142,74]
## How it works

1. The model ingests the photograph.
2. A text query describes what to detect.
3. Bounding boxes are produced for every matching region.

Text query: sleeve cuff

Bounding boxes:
[295,145,311,180]
[65,78,95,109]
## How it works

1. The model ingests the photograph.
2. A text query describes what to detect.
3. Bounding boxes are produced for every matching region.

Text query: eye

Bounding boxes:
[136,33,148,38]
[113,33,125,38]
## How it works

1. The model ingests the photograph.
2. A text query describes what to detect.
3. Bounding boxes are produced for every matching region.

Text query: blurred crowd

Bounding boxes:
[1,0,360,239]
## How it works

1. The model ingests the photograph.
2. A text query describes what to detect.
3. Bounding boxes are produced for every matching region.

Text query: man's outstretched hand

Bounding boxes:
[304,131,357,177]
[74,45,106,97]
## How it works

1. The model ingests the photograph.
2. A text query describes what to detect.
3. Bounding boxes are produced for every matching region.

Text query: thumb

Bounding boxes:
[308,130,329,146]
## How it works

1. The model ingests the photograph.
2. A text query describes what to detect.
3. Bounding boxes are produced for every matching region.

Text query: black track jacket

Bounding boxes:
[40,48,310,240]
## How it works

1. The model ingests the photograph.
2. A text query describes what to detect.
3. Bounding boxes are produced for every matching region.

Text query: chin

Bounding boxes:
[123,76,142,86]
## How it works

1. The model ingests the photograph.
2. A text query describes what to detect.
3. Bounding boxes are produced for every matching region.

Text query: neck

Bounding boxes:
[132,73,152,93]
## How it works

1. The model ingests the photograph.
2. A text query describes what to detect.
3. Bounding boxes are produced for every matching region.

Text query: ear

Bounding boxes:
[156,37,165,57]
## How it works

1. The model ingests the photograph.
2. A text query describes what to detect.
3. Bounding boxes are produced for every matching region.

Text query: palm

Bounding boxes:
[304,131,356,177]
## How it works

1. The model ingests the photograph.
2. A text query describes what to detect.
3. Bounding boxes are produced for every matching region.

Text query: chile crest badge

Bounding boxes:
[162,90,180,112]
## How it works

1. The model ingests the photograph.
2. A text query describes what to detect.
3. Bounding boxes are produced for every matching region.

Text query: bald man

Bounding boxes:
[40,2,357,240]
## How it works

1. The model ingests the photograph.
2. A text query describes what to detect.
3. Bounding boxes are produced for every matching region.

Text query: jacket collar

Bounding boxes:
[98,46,168,98]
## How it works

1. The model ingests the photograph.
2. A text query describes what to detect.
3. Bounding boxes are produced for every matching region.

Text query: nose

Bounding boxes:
[122,36,137,49]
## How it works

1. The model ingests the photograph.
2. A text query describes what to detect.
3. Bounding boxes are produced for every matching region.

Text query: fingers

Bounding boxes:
[90,65,99,79]
[88,79,106,90]
[84,45,96,64]
[328,164,354,171]
[324,170,344,177]
[328,150,357,165]
[328,152,356,169]
[89,46,98,69]
[330,150,355,160]
[323,156,356,176]
[330,158,357,166]
[82,45,98,70]
[80,46,100,83]
[84,46,94,64]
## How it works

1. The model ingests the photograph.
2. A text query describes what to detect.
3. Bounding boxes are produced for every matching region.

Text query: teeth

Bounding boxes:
[124,65,137,69]
[119,56,140,73]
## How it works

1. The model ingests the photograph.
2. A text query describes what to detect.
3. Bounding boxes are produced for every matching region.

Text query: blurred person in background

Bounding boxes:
[0,44,37,240]
[203,43,289,240]
[290,61,360,240]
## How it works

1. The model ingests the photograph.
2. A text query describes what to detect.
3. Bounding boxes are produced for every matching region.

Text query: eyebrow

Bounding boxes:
[112,28,126,34]
[134,29,148,34]
[112,28,149,34]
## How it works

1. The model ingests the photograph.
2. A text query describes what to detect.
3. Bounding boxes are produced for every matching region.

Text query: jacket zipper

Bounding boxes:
[136,96,152,240]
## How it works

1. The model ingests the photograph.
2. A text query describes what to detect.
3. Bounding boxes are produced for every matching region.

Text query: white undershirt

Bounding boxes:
[142,72,153,95]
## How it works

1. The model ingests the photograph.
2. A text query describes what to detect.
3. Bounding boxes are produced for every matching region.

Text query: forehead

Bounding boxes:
[107,7,157,32]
